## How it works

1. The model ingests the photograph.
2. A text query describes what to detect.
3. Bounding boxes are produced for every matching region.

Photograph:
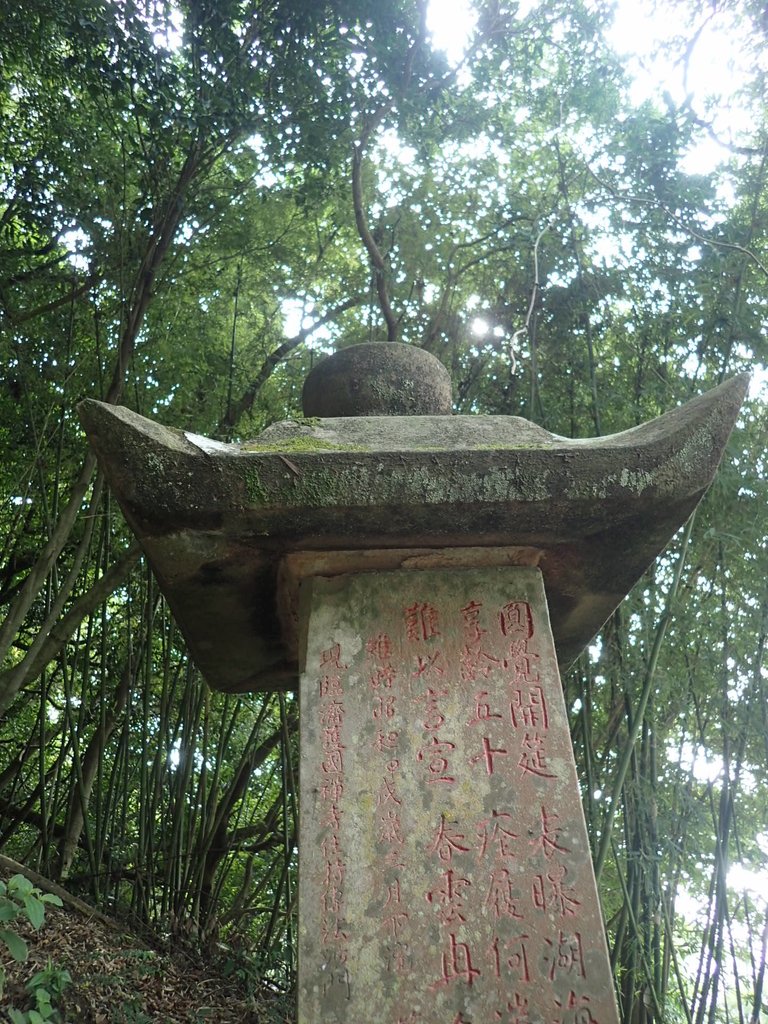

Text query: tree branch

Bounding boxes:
[219,295,363,434]
[2,273,101,327]
[0,542,141,700]
[349,0,429,343]
[351,141,399,342]
[586,162,768,280]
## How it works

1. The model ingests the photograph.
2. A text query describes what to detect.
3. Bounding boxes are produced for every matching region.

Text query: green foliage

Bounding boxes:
[7,961,72,1024]
[112,1001,154,1024]
[0,875,64,1003]
[0,0,767,1021]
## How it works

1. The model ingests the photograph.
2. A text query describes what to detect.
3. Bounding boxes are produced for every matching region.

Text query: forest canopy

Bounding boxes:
[0,1,766,1021]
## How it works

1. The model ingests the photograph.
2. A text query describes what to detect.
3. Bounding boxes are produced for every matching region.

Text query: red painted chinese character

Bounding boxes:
[320,675,343,698]
[321,802,342,831]
[470,735,509,775]
[477,809,518,860]
[366,632,393,662]
[320,700,345,727]
[370,664,397,689]
[518,732,556,778]
[494,993,530,1024]
[461,600,485,638]
[405,602,441,641]
[460,645,502,683]
[491,935,532,982]
[384,877,402,907]
[373,694,397,719]
[383,909,409,937]
[378,809,405,846]
[321,777,344,802]
[323,857,345,890]
[415,686,448,729]
[499,602,533,639]
[322,882,343,917]
[531,805,570,859]
[320,643,347,669]
[544,930,586,981]
[376,775,402,807]
[321,748,344,774]
[321,834,341,861]
[417,735,456,784]
[374,729,399,752]
[433,933,480,989]
[533,863,580,916]
[387,941,412,975]
[322,726,344,750]
[484,868,523,920]
[510,685,548,729]
[504,934,531,983]
[321,918,349,945]
[554,991,598,1024]
[429,815,470,863]
[468,690,502,725]
[506,645,540,683]
[413,651,447,682]
[426,868,471,925]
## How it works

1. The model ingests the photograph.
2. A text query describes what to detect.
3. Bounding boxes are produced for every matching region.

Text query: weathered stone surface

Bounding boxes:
[302,343,453,416]
[298,566,619,1024]
[78,372,749,693]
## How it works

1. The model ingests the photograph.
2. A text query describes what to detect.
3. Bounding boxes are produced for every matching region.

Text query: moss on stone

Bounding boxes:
[244,438,552,455]
[241,436,366,453]
[243,466,269,504]
[291,468,341,507]
[408,442,551,451]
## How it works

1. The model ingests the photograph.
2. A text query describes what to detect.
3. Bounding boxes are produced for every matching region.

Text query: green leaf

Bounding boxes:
[0,898,18,922]
[34,991,54,1018]
[8,874,34,899]
[23,894,45,930]
[0,927,28,961]
[40,894,63,907]
[8,1009,26,1024]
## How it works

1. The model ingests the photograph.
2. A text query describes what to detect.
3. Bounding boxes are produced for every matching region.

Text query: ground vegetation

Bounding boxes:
[0,1,766,1021]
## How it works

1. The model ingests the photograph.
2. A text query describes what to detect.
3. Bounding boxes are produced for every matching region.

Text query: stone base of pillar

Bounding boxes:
[298,567,619,1024]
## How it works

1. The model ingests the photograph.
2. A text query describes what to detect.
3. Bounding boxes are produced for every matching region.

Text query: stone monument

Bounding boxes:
[79,344,748,1024]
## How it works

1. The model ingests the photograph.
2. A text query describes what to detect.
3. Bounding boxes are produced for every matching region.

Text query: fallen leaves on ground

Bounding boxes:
[0,865,292,1024]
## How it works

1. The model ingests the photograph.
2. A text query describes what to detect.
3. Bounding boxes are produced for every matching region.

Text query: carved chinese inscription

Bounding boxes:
[298,567,619,1024]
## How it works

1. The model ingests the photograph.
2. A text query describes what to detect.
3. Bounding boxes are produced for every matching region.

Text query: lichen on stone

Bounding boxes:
[241,436,366,454]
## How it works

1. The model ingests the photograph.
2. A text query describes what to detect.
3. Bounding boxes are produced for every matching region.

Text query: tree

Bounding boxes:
[1,0,767,1017]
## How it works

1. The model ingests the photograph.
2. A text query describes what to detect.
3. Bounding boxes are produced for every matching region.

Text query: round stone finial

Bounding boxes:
[302,343,453,417]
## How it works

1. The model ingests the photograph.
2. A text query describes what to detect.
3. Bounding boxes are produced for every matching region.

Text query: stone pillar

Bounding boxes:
[299,566,619,1024]
[77,361,748,1022]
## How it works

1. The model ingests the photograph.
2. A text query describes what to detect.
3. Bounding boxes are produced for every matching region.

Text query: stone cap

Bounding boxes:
[302,342,453,416]
[78,372,749,692]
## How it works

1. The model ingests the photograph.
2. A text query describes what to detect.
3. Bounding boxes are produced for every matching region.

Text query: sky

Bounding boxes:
[429,2,767,925]
[426,0,768,400]
[427,0,753,175]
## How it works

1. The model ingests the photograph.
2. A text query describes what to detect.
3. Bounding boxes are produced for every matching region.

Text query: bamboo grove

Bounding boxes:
[1,1,767,1020]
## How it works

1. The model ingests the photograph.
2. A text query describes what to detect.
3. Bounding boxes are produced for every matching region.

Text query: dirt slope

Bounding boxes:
[0,859,292,1024]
